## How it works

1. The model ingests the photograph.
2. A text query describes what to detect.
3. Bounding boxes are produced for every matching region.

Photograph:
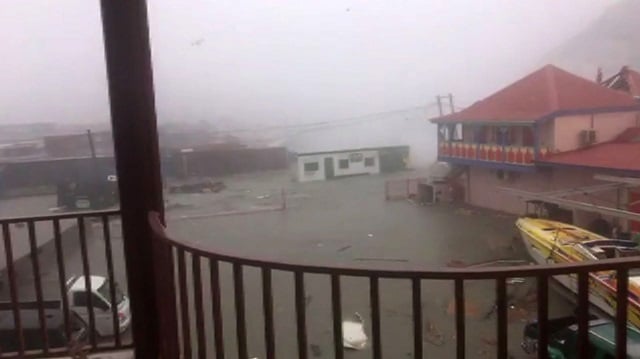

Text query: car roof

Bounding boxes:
[0,310,65,330]
[68,275,106,292]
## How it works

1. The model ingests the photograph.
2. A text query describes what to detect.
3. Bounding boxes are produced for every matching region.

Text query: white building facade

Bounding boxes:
[297,148,381,182]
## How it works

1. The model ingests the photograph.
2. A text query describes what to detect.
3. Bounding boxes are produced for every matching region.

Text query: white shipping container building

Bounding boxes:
[296,146,408,182]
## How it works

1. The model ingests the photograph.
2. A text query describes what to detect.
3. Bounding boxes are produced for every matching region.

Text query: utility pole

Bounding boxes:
[448,93,455,114]
[435,94,456,116]
[86,129,97,158]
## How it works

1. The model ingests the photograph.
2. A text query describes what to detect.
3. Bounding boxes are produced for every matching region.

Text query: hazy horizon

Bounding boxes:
[0,1,618,128]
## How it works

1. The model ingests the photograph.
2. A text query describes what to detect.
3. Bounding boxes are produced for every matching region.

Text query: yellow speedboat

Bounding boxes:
[516,217,640,328]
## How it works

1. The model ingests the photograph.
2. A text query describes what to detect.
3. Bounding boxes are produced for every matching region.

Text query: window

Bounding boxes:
[93,294,110,310]
[303,162,319,172]
[452,123,463,141]
[339,159,349,169]
[365,157,375,167]
[74,292,87,307]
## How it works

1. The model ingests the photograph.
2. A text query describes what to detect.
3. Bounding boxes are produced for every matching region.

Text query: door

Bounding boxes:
[91,293,114,336]
[324,157,335,179]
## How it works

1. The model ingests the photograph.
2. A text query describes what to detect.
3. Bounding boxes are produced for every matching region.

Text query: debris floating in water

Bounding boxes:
[343,312,368,350]
[354,257,409,263]
[506,278,526,285]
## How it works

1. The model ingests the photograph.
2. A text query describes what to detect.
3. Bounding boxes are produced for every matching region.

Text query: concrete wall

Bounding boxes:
[297,150,380,182]
[552,111,640,152]
[465,166,633,230]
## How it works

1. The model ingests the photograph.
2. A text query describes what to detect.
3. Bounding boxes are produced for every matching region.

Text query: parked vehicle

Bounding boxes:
[66,275,131,336]
[521,315,640,358]
[0,309,87,353]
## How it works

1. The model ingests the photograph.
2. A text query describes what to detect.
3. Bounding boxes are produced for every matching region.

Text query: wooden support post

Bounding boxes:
[99,1,165,357]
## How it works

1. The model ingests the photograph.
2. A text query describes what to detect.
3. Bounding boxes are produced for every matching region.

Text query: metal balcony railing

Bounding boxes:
[438,142,536,165]
[0,210,131,358]
[149,212,640,359]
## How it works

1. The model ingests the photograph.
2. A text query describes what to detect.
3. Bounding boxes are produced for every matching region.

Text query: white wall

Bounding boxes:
[332,150,380,177]
[297,154,326,182]
[297,150,380,182]
[552,111,640,153]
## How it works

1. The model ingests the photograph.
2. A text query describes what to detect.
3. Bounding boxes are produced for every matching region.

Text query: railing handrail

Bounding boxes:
[0,208,121,224]
[148,212,640,280]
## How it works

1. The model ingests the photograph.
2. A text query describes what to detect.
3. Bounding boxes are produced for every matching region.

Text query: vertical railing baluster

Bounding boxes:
[101,215,121,347]
[616,268,629,359]
[536,275,548,359]
[52,219,72,341]
[3,222,25,356]
[233,263,248,359]
[177,248,192,358]
[77,216,97,348]
[331,274,343,359]
[496,278,507,359]
[577,272,590,359]
[295,271,308,359]
[455,279,465,359]
[209,259,225,359]
[262,268,275,359]
[412,278,423,359]
[370,276,382,359]
[27,221,49,353]
[192,255,207,359]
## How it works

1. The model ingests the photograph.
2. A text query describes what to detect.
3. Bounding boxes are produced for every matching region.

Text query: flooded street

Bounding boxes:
[164,170,575,358]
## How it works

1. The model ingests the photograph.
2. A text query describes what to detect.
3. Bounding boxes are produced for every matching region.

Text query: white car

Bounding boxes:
[66,275,131,336]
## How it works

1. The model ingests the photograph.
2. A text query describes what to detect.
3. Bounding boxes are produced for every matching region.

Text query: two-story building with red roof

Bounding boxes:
[431,65,640,233]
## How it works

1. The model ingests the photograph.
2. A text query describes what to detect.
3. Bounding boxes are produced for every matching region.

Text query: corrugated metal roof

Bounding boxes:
[432,65,640,123]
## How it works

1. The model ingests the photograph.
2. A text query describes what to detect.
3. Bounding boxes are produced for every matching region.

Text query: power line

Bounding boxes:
[211,104,437,135]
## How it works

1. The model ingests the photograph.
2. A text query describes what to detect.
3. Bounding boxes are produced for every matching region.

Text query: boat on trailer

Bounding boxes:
[516,216,640,328]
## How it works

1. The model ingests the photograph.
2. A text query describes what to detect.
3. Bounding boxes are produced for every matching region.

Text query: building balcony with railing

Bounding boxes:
[2,2,640,359]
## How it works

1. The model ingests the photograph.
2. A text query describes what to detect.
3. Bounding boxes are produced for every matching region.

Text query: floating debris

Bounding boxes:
[455,208,475,216]
[168,179,225,193]
[337,245,352,253]
[506,278,526,285]
[446,259,467,267]
[256,194,272,199]
[423,320,444,346]
[354,257,409,263]
[310,344,322,357]
[481,337,497,346]
[367,233,374,238]
[343,312,368,350]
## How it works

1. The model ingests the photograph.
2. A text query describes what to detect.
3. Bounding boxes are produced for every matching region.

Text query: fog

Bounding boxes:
[0,1,619,163]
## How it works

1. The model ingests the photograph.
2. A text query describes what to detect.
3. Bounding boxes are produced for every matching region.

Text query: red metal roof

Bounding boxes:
[432,65,639,123]
[538,127,640,173]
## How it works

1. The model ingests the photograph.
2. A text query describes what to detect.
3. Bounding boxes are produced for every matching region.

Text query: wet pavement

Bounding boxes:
[164,170,575,359]
[1,169,577,358]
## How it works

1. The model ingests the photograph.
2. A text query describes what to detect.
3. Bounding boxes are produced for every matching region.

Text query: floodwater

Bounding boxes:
[165,170,575,358]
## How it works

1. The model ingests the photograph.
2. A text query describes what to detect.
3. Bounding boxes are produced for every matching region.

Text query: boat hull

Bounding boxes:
[519,229,616,318]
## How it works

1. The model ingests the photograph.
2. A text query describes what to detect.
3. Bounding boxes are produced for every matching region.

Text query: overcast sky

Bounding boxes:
[0,0,617,128]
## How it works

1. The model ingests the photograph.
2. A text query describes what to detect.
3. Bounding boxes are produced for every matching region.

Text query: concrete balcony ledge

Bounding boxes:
[52,349,133,359]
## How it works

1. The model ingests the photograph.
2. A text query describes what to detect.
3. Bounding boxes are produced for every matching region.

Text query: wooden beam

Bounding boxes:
[99,1,165,357]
